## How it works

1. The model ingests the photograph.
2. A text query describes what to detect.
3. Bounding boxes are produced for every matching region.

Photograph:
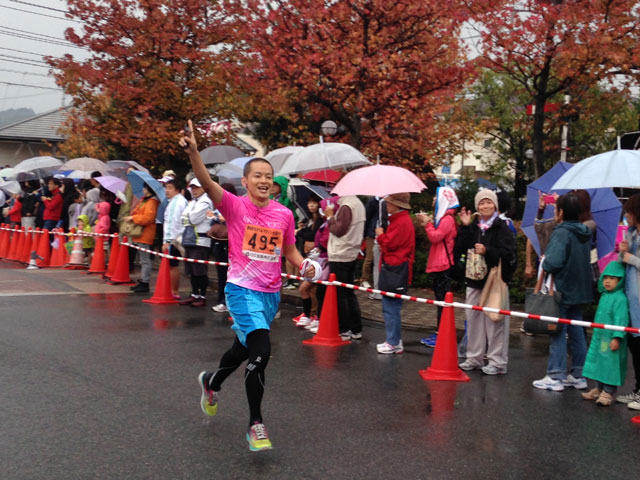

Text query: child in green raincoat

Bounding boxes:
[581,261,629,406]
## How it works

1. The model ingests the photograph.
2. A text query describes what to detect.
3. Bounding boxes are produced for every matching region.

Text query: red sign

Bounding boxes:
[526,103,560,115]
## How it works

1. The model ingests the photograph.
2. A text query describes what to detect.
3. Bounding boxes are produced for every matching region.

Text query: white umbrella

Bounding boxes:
[216,157,254,180]
[106,160,150,179]
[200,145,245,165]
[0,167,17,180]
[266,146,304,174]
[13,156,63,178]
[277,142,371,176]
[0,180,22,196]
[551,149,640,190]
[61,157,110,173]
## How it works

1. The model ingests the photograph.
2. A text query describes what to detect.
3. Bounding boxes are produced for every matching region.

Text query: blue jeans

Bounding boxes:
[547,304,587,380]
[382,296,403,346]
[43,219,58,231]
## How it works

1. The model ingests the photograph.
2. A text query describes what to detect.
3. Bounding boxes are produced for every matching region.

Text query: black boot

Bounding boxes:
[130,280,143,291]
[132,282,149,293]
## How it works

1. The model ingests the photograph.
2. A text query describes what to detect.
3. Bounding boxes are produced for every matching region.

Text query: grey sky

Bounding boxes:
[0,0,84,114]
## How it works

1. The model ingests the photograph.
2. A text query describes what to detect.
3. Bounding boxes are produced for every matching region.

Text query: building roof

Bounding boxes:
[0,107,69,142]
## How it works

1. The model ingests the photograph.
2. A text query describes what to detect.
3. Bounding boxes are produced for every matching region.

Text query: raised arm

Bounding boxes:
[179,119,224,204]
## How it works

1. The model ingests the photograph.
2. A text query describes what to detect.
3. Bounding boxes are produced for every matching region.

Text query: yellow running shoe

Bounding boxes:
[246,422,272,451]
[198,371,218,416]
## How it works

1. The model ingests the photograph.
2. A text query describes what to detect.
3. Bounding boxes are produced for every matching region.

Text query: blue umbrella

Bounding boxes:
[477,177,497,190]
[126,170,165,202]
[522,161,621,258]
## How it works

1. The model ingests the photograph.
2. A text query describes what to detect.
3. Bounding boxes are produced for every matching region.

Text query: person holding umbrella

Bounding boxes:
[123,183,159,293]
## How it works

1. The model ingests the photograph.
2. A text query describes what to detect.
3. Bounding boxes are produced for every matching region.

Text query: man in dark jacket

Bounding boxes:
[533,193,593,392]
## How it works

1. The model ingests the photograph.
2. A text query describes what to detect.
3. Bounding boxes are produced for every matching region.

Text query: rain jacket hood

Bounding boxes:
[598,260,625,294]
[272,176,296,219]
[558,221,592,243]
[96,201,111,216]
[434,187,459,227]
[76,214,90,227]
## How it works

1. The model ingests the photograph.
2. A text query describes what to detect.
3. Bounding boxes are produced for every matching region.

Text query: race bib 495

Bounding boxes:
[241,224,283,262]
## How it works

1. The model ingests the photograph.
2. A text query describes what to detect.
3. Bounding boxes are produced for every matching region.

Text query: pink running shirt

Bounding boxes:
[216,189,296,292]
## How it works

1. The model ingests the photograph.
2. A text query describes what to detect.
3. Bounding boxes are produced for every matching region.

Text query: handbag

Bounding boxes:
[523,272,561,334]
[378,261,409,295]
[478,260,509,321]
[182,225,197,247]
[465,249,487,281]
[120,218,143,237]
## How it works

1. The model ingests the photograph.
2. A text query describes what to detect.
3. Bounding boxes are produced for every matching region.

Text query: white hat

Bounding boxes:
[189,178,202,187]
[159,176,174,183]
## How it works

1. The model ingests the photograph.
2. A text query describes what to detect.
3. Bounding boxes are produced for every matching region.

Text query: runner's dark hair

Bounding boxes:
[243,158,273,177]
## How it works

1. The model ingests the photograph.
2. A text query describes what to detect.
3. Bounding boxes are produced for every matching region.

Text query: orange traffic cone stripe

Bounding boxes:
[303,273,350,347]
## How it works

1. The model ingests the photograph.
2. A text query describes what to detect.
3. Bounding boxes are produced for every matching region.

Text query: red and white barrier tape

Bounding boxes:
[0,225,117,238]
[3,225,639,334]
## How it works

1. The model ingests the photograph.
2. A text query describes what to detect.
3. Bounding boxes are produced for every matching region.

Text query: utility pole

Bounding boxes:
[560,94,570,162]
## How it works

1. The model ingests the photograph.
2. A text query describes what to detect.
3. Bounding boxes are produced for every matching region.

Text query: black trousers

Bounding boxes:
[329,260,362,334]
[212,241,228,304]
[629,334,640,392]
[431,269,451,329]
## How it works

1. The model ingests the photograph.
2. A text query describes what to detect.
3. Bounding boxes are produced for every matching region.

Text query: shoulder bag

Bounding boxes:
[478,259,509,321]
[523,272,561,334]
[120,218,143,237]
[378,261,409,295]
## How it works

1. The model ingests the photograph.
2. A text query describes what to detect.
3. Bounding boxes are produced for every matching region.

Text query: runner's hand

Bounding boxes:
[303,264,316,279]
[179,119,198,155]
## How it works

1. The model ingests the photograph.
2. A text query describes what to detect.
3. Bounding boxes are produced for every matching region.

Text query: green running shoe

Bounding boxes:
[198,371,218,416]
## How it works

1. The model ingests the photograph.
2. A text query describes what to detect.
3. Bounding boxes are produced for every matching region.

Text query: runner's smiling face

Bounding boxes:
[243,161,274,205]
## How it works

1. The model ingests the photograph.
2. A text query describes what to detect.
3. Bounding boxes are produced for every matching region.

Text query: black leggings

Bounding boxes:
[432,269,451,329]
[190,275,208,296]
[629,335,640,391]
[206,329,271,425]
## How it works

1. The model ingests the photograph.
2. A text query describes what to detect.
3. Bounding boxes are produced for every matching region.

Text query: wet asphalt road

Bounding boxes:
[1,266,639,479]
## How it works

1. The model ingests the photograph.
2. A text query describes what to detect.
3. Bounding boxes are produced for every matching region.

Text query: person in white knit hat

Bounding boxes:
[455,188,516,375]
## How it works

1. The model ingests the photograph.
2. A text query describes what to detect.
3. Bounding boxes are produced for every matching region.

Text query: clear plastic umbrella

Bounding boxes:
[60,157,110,173]
[200,145,245,165]
[266,146,304,174]
[277,142,371,176]
[13,156,63,179]
[0,180,22,196]
[551,149,640,190]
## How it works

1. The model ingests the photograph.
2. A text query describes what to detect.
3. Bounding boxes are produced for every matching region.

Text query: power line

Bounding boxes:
[0,25,75,42]
[0,53,48,65]
[0,3,82,22]
[8,0,69,14]
[0,57,51,68]
[0,90,59,100]
[0,67,51,77]
[0,29,85,49]
[0,46,56,58]
[0,80,62,90]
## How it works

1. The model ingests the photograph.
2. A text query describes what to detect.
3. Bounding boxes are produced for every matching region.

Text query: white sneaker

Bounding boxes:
[533,375,565,391]
[458,359,481,371]
[211,303,227,313]
[304,319,319,330]
[563,374,587,390]
[616,390,640,404]
[628,400,640,411]
[360,281,371,289]
[296,316,311,327]
[340,330,352,341]
[368,293,382,300]
[376,341,403,354]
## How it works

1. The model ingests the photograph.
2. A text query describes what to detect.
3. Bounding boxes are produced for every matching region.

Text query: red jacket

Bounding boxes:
[9,198,22,223]
[377,209,416,283]
[43,189,63,221]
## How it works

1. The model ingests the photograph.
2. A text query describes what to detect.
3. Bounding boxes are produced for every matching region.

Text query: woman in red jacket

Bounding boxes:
[42,178,63,231]
[8,193,22,227]
[375,192,415,354]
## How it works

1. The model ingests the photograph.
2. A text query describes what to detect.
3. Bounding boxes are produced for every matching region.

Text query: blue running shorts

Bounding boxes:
[225,282,280,346]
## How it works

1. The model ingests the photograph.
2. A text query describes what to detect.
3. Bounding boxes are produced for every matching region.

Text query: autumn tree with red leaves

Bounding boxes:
[232,0,476,171]
[470,0,640,177]
[48,0,235,170]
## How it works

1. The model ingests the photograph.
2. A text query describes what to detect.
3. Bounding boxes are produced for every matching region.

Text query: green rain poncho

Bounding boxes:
[582,261,629,386]
[272,176,297,221]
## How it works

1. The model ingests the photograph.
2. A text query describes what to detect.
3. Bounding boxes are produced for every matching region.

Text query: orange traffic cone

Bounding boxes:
[0,224,9,258]
[144,256,179,304]
[419,292,470,382]
[20,228,33,264]
[35,229,50,267]
[104,235,120,279]
[8,227,23,261]
[87,236,106,274]
[303,274,350,347]
[633,416,640,425]
[65,235,87,269]
[108,235,135,285]
[49,231,69,268]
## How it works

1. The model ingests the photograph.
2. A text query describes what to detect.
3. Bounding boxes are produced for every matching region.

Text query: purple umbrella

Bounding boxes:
[96,175,127,195]
[522,161,621,258]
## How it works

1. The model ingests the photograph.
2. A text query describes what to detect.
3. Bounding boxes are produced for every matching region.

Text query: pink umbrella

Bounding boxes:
[331,165,427,197]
